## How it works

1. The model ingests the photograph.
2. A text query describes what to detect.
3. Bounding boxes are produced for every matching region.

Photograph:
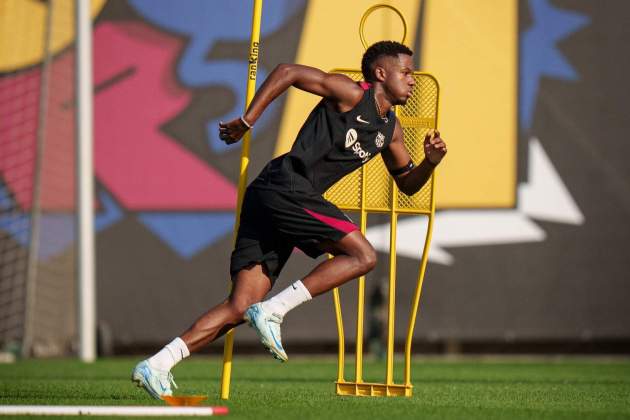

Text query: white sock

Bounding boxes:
[148,337,190,371]
[262,280,312,318]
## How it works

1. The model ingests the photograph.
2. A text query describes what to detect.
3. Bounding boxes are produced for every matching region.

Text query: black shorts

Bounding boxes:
[230,186,358,282]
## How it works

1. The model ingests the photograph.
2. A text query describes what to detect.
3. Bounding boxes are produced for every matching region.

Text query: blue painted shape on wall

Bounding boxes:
[128,0,305,152]
[137,212,235,259]
[0,211,75,262]
[0,182,12,211]
[37,214,75,261]
[0,183,125,260]
[0,213,30,246]
[95,190,124,232]
[520,0,589,130]
[203,64,274,153]
[0,182,30,246]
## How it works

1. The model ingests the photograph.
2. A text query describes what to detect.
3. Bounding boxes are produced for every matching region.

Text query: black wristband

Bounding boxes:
[389,160,415,176]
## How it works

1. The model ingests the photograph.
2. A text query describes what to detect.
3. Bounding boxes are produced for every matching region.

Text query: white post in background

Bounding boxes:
[76,0,96,362]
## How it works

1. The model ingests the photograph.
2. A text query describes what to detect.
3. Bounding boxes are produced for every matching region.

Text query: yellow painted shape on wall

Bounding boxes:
[0,0,107,72]
[421,0,517,208]
[274,0,421,157]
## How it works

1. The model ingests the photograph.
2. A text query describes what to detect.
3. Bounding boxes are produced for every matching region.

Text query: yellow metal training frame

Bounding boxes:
[326,69,439,397]
[220,0,263,400]
[325,4,440,397]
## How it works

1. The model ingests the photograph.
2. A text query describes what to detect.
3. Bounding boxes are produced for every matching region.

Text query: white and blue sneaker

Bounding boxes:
[244,303,288,362]
[131,360,177,399]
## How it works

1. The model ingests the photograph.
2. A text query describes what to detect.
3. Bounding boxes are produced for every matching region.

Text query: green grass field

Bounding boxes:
[1,356,629,419]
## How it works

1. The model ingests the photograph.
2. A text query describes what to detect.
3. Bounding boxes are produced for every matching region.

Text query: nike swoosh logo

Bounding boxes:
[267,324,283,350]
[142,365,165,391]
[356,115,370,124]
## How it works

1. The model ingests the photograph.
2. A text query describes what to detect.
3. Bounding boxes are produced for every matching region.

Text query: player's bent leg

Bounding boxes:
[241,232,376,363]
[243,231,376,363]
[183,262,286,362]
[132,264,272,399]
[302,230,377,297]
[181,263,272,352]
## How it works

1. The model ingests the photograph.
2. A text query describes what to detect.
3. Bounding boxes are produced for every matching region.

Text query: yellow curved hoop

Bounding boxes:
[359,4,408,50]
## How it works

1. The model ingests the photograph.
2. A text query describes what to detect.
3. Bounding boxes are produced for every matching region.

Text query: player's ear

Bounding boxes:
[374,65,386,82]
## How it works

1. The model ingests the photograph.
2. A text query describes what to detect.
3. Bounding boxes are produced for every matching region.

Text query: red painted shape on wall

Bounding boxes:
[0,71,40,210]
[0,52,78,212]
[94,22,236,210]
[0,21,236,212]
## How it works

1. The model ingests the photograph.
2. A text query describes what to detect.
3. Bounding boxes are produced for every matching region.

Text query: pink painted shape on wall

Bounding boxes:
[40,51,77,211]
[94,22,236,210]
[0,21,235,212]
[0,52,78,212]
[0,71,39,210]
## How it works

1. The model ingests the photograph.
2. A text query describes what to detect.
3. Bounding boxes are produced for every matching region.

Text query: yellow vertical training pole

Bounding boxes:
[220,0,263,400]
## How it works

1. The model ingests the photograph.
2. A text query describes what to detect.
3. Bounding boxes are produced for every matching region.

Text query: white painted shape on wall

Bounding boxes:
[518,137,585,224]
[366,137,584,265]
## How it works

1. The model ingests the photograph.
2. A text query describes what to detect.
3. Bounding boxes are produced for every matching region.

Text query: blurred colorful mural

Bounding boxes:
[1,0,628,353]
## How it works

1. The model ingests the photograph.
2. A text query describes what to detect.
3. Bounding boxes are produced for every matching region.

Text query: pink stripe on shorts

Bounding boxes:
[302,207,358,234]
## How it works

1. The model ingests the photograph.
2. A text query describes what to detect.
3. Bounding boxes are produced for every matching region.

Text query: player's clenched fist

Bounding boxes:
[423,129,447,165]
[218,117,251,145]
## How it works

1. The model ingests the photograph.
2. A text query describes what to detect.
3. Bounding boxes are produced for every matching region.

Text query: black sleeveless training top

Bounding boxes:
[251,82,396,195]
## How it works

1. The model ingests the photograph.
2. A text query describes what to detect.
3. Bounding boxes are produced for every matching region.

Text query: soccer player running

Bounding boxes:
[132,41,447,399]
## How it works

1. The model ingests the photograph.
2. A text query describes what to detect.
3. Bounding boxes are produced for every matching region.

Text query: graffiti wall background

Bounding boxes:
[0,0,628,356]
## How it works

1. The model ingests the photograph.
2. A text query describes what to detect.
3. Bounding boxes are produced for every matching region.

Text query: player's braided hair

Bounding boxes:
[361,40,413,82]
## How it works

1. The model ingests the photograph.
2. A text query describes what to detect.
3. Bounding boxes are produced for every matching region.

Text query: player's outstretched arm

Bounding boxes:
[219,64,363,144]
[381,119,447,196]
